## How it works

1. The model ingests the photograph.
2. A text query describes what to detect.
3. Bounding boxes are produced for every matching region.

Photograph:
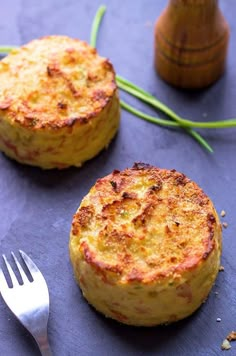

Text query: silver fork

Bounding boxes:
[0,250,52,356]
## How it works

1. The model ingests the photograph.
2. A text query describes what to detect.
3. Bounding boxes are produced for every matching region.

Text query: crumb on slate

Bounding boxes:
[221,339,231,350]
[227,331,236,341]
[222,222,228,229]
[219,266,225,272]
[217,318,222,322]
[221,210,226,217]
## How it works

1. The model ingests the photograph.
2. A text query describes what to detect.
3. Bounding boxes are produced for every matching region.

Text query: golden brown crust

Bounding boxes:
[69,164,222,325]
[0,36,120,168]
[71,163,220,284]
[0,36,117,130]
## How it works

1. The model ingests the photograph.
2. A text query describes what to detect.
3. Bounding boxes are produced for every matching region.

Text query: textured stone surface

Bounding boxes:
[0,1,236,355]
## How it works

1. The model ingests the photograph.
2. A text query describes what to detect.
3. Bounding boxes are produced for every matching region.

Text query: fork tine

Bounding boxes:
[2,254,19,287]
[1,251,52,355]
[11,252,29,284]
[19,250,40,280]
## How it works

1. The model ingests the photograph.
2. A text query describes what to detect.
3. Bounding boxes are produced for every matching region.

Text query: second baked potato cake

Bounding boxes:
[0,35,120,169]
[69,163,222,326]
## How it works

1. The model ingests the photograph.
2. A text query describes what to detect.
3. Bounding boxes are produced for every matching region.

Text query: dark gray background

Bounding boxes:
[0,1,235,355]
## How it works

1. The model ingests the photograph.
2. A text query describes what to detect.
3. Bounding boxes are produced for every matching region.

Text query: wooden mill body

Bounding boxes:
[154,0,230,89]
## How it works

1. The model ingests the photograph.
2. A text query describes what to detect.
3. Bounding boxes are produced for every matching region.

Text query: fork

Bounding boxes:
[0,250,52,356]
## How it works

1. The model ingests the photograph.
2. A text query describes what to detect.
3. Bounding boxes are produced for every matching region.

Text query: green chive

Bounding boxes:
[117,75,236,130]
[120,100,179,128]
[120,100,213,153]
[90,5,106,48]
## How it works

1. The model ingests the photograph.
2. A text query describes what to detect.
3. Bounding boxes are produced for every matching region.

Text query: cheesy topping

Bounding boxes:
[0,36,120,168]
[0,35,116,129]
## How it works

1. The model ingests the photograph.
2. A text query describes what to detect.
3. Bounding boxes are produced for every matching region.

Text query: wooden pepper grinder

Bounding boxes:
[154,0,230,89]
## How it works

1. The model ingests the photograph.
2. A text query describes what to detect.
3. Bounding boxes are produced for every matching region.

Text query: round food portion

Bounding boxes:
[0,35,120,169]
[69,163,222,326]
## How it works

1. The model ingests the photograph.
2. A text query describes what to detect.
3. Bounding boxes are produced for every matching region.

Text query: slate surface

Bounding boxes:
[0,1,236,355]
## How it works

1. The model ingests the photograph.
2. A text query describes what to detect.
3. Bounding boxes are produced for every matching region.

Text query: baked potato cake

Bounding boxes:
[69,163,222,326]
[0,35,120,169]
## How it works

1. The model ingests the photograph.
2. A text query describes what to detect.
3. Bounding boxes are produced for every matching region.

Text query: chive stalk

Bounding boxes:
[120,100,213,153]
[90,5,106,48]
[120,100,179,128]
[117,75,236,129]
